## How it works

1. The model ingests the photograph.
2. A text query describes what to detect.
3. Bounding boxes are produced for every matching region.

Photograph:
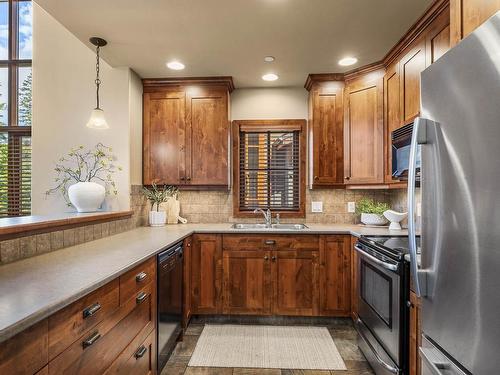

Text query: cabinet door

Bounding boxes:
[451,0,500,45]
[344,74,384,184]
[191,234,222,314]
[272,250,319,316]
[409,291,422,375]
[186,87,229,186]
[399,38,426,123]
[309,84,344,187]
[319,235,351,317]
[222,250,272,315]
[183,236,192,328]
[384,62,401,183]
[425,5,451,67]
[143,90,186,185]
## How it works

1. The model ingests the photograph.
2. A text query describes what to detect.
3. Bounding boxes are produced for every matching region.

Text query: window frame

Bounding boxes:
[0,0,32,217]
[232,119,306,218]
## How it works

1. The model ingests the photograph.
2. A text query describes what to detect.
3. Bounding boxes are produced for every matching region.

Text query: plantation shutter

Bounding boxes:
[0,133,32,216]
[239,128,300,211]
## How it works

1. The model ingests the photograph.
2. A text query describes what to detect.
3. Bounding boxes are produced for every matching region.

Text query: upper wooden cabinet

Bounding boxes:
[306,76,345,188]
[344,70,385,185]
[383,62,401,183]
[143,77,233,188]
[450,0,500,46]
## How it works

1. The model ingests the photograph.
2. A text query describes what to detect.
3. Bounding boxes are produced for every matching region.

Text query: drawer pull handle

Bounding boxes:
[264,240,276,245]
[134,345,147,359]
[82,331,101,349]
[82,302,101,319]
[136,291,148,304]
[136,272,147,283]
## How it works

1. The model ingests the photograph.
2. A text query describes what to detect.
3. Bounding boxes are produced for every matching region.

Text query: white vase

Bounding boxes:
[68,182,106,213]
[360,212,388,226]
[149,211,166,227]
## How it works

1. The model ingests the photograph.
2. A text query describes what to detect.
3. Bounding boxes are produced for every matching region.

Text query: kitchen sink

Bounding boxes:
[231,223,308,230]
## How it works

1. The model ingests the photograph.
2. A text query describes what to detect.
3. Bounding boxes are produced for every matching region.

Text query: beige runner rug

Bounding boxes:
[188,324,347,370]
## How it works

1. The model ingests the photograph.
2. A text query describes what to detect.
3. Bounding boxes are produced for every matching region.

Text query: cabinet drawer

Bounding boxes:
[120,257,156,305]
[0,319,48,375]
[49,282,156,375]
[49,279,119,359]
[104,329,156,375]
[223,235,319,252]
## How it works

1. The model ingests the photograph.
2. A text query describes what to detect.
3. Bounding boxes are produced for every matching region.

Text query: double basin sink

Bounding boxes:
[231,223,308,230]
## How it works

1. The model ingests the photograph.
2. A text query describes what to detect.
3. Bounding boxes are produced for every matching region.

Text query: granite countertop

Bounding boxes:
[0,223,407,343]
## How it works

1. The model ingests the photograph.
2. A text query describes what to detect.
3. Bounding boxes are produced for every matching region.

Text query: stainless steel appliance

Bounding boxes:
[407,11,500,375]
[157,242,183,372]
[355,236,418,375]
[391,123,421,181]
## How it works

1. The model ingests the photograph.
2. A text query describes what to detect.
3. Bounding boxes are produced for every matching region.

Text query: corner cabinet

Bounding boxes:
[143,78,233,189]
[450,0,500,46]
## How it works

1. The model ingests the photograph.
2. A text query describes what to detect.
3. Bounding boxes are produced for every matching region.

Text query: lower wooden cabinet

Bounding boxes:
[409,290,422,375]
[0,257,157,375]
[191,234,350,317]
[319,235,351,317]
[350,236,359,320]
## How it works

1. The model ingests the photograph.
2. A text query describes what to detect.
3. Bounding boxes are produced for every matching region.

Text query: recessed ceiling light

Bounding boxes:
[264,56,275,62]
[262,73,279,81]
[338,57,358,66]
[166,61,185,70]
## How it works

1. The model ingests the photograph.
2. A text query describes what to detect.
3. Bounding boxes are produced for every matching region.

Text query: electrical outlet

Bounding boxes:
[311,201,323,213]
[347,201,356,213]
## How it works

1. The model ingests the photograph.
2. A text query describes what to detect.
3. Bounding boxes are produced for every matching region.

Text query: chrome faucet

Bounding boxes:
[253,208,272,227]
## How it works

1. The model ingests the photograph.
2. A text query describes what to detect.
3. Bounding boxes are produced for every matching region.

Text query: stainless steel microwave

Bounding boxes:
[391,122,420,180]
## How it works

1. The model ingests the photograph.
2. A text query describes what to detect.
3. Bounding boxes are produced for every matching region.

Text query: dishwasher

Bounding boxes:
[157,241,183,372]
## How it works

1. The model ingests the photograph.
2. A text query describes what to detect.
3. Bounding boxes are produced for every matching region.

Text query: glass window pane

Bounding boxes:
[0,132,7,216]
[0,1,8,60]
[20,135,31,215]
[18,1,32,60]
[0,67,8,126]
[18,66,31,126]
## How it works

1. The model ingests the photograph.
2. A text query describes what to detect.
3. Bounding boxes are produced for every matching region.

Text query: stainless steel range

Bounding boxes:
[354,236,420,375]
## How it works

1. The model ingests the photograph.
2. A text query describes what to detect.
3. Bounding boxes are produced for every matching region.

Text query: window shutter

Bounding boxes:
[239,130,300,211]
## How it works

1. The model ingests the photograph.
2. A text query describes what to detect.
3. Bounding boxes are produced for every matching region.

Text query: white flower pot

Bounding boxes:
[360,212,388,226]
[149,211,166,227]
[68,182,106,213]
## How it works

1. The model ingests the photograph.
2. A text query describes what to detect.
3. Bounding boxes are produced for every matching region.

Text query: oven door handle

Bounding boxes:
[354,245,399,272]
[356,318,399,374]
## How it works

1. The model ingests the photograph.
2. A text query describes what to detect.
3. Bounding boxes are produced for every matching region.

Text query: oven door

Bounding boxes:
[355,243,402,367]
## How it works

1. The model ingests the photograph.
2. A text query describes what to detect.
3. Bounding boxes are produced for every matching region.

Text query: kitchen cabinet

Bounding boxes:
[306,77,345,188]
[409,290,422,375]
[143,78,233,188]
[383,62,401,184]
[0,257,157,375]
[190,234,223,314]
[350,236,359,320]
[450,0,500,46]
[319,235,351,317]
[425,5,451,66]
[183,236,192,327]
[222,249,272,315]
[344,71,385,185]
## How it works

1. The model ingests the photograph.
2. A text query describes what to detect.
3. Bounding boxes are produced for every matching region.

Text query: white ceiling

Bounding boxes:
[35,0,432,88]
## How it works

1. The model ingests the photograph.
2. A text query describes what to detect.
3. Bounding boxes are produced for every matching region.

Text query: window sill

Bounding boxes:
[0,211,133,240]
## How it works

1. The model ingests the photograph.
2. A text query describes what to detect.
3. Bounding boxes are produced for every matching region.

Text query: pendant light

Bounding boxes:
[86,37,109,129]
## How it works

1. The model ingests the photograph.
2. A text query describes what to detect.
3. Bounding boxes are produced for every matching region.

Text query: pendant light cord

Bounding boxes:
[95,45,101,109]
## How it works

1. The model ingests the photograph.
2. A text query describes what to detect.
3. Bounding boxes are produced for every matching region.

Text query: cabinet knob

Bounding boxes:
[264,255,269,261]
[345,176,350,180]
[271,256,276,261]
[314,176,319,181]
[186,177,191,181]
[180,177,185,181]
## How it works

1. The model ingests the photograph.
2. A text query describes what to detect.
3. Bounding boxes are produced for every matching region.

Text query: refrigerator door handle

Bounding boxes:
[408,117,432,297]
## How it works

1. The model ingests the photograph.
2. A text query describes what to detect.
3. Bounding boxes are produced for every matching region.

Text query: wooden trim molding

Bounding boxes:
[232,119,306,218]
[0,211,134,240]
[142,76,235,93]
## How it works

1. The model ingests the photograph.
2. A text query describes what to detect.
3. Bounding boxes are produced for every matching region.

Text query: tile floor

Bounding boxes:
[161,320,374,375]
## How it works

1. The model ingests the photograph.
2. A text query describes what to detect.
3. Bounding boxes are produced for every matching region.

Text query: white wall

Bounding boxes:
[129,70,143,186]
[231,87,308,120]
[32,4,133,214]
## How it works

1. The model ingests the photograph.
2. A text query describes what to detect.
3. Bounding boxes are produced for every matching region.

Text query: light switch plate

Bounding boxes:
[347,201,356,213]
[311,201,323,213]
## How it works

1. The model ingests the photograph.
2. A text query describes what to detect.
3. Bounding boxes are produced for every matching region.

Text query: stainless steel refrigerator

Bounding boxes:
[407,10,500,375]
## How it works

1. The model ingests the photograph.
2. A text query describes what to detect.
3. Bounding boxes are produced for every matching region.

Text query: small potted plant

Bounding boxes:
[356,198,390,226]
[142,183,177,227]
[46,143,121,212]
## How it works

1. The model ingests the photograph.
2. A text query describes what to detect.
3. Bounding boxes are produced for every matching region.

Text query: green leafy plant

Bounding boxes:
[142,183,179,211]
[355,197,390,216]
[46,143,121,206]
